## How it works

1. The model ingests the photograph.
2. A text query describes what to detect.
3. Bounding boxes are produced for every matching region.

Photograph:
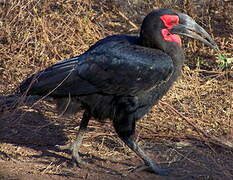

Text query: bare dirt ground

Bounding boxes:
[0,0,233,180]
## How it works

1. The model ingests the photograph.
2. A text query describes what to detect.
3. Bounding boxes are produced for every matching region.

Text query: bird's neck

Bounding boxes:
[165,44,185,70]
[138,35,185,104]
[139,35,185,68]
[150,44,185,105]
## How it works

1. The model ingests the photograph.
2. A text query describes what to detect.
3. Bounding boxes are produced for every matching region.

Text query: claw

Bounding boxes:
[128,165,171,176]
[56,143,84,167]
[55,143,73,151]
[155,168,171,176]
[71,155,85,167]
[55,111,91,168]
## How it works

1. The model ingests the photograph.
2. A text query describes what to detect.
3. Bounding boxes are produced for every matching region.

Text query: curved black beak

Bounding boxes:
[171,13,219,50]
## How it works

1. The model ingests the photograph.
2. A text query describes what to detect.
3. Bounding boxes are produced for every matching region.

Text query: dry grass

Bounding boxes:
[0,0,233,179]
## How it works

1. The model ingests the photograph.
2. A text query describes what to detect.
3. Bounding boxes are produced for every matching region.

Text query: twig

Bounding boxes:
[160,101,209,137]
[193,69,224,74]
[138,132,187,140]
[89,132,115,139]
[117,11,138,30]
[160,101,233,150]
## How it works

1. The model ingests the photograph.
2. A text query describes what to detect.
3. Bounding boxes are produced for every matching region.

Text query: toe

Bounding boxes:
[127,165,171,176]
[72,155,88,168]
[155,168,171,176]
[55,143,73,151]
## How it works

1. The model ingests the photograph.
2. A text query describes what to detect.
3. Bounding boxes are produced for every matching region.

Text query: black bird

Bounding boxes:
[19,9,218,175]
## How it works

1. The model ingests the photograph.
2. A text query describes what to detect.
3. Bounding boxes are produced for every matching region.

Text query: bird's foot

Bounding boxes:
[128,165,171,176]
[56,143,73,151]
[71,153,87,168]
[56,143,86,167]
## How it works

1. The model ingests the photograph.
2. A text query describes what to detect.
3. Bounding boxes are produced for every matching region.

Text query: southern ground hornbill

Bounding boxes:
[19,9,218,175]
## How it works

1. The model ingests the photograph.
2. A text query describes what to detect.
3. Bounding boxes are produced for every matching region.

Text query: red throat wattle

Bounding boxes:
[160,15,182,46]
[161,29,181,46]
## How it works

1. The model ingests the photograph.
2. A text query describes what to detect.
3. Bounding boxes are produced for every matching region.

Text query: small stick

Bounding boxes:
[117,11,138,30]
[160,101,233,150]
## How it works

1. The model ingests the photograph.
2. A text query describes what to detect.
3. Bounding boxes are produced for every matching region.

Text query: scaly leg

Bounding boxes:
[113,117,170,176]
[56,111,91,166]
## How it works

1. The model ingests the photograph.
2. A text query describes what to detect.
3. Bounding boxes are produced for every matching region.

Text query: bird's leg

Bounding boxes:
[56,111,91,166]
[120,136,170,175]
[113,118,170,176]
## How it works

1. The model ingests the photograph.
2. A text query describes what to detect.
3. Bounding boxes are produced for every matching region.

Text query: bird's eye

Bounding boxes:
[170,20,177,24]
[160,15,179,28]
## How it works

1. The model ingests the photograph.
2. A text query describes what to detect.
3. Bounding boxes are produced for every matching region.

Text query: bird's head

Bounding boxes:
[140,9,218,51]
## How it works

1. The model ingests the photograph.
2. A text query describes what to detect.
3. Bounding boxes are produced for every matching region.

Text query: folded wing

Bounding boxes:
[20,35,174,97]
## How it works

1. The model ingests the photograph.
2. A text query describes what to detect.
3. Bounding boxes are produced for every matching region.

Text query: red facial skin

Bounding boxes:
[160,15,182,46]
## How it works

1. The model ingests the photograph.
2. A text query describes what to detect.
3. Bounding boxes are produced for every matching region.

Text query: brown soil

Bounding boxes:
[1,108,233,180]
[0,0,233,180]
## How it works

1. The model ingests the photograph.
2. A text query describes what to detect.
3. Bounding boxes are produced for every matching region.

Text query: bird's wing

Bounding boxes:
[19,55,98,96]
[77,40,174,96]
[20,35,174,97]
